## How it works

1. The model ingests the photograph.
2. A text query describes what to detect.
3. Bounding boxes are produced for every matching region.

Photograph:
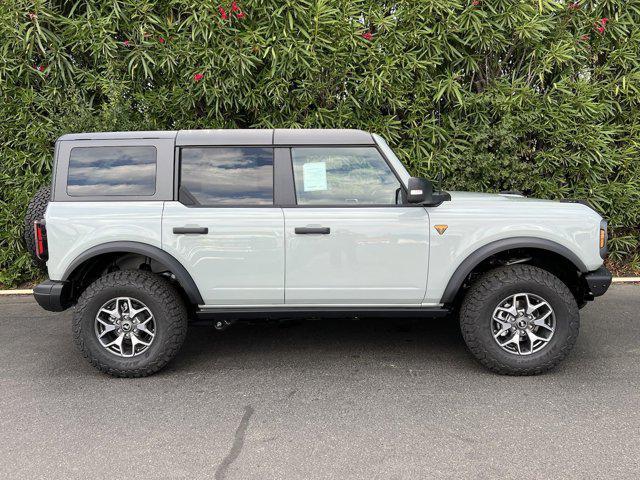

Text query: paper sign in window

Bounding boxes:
[302,162,328,191]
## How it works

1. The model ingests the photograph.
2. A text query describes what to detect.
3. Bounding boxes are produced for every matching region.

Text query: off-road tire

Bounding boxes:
[73,270,188,377]
[460,265,579,375]
[23,185,51,270]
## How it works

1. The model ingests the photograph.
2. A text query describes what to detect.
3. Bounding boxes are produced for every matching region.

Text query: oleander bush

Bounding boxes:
[1,0,639,286]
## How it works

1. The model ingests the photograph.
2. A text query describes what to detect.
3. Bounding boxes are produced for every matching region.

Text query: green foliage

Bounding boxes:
[1,0,639,285]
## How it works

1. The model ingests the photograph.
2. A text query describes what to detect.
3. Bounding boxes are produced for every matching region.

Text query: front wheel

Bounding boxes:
[73,270,188,377]
[459,265,580,375]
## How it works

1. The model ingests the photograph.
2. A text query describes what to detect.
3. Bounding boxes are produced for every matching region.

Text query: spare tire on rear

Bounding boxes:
[23,185,51,270]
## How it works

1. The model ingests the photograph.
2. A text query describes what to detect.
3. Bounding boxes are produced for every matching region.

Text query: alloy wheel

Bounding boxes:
[491,293,555,355]
[94,297,156,357]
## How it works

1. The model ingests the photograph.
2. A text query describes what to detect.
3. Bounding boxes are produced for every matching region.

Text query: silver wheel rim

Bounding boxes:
[491,293,555,356]
[94,297,156,357]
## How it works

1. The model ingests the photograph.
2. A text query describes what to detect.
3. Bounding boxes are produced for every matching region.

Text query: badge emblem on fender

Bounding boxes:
[434,225,448,235]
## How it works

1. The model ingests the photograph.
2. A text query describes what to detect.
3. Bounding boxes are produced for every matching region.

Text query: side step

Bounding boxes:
[195,306,451,321]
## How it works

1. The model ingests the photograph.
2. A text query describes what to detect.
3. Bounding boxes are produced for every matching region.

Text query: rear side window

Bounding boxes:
[180,147,274,206]
[67,146,157,196]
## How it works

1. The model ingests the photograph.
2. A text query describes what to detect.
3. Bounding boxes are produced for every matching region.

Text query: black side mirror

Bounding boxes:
[407,177,434,204]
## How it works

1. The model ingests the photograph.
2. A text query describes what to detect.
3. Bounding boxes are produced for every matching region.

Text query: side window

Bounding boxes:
[291,147,401,205]
[67,146,157,196]
[180,147,274,206]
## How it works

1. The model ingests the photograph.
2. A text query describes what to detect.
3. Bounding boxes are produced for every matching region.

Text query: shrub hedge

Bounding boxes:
[1,0,639,286]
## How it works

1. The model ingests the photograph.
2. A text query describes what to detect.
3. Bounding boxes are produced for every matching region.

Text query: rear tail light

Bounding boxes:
[34,220,48,261]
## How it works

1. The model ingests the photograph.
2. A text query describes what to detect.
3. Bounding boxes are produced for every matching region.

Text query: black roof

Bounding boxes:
[58,129,376,146]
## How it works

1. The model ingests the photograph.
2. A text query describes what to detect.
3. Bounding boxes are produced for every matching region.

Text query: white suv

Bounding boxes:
[29,129,611,377]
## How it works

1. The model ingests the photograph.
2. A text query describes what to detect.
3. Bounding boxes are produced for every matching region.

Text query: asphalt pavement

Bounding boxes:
[0,285,639,479]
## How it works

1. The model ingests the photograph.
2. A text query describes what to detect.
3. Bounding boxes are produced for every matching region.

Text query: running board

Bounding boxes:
[195,306,451,320]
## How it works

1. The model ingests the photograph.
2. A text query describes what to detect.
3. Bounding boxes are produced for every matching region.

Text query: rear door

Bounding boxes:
[283,146,430,305]
[162,146,284,306]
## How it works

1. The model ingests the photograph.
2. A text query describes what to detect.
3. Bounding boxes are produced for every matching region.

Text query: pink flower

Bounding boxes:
[218,6,228,20]
[236,11,246,19]
[580,34,590,41]
[34,65,45,72]
[159,37,166,44]
[362,31,373,41]
[472,0,480,5]
[594,18,609,34]
[193,73,204,82]
[28,12,37,20]
[231,1,240,12]
[123,40,131,47]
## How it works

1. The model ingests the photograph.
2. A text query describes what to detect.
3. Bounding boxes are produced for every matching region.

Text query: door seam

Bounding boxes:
[282,207,286,304]
[160,201,166,249]
[421,206,431,304]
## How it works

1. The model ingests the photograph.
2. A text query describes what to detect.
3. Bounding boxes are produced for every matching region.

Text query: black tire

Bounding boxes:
[23,185,51,270]
[460,265,579,376]
[73,270,188,377]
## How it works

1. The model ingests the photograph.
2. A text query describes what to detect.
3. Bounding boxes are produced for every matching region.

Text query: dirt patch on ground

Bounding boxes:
[0,277,43,291]
[605,259,640,277]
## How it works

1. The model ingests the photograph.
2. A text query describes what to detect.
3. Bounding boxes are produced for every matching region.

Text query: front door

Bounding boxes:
[283,146,430,305]
[162,146,284,306]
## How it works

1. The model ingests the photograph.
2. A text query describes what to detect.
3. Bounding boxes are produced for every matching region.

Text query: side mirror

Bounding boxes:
[406,177,434,204]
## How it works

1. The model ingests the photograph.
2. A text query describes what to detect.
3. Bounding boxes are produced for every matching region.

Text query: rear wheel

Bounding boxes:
[459,265,579,375]
[23,185,51,270]
[73,270,188,377]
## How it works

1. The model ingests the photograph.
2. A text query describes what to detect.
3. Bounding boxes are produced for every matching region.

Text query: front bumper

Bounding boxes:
[583,266,612,298]
[33,280,72,312]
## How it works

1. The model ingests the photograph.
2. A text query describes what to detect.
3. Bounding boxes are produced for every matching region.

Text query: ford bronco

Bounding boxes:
[27,129,611,377]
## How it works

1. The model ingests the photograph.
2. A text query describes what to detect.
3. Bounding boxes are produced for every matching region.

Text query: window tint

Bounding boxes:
[180,147,273,205]
[291,147,401,205]
[67,146,157,196]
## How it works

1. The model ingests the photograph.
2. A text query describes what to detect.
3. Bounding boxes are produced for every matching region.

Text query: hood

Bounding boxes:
[444,191,601,218]
[447,191,556,204]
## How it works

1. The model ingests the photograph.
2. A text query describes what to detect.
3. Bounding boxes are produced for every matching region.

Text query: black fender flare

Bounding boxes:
[439,237,588,304]
[62,241,204,305]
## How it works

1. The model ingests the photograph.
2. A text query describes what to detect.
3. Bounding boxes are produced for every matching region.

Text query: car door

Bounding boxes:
[283,146,430,305]
[162,146,284,306]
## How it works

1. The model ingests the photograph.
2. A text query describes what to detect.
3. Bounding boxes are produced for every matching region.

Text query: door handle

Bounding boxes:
[295,227,330,235]
[173,227,209,234]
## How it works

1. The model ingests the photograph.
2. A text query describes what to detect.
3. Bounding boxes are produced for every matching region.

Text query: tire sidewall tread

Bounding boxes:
[23,185,51,270]
[73,270,188,378]
[460,265,580,376]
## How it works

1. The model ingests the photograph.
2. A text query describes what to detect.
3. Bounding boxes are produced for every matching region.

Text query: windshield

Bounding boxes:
[372,134,410,187]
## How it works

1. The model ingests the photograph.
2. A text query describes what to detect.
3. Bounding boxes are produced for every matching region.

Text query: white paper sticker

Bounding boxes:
[302,162,328,192]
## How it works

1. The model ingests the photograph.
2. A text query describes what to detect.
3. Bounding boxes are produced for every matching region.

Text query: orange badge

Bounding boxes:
[434,225,448,235]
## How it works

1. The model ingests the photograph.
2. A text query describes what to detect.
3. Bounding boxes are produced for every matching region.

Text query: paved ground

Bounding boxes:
[0,286,639,480]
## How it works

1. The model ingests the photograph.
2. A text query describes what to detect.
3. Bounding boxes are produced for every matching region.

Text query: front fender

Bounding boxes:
[437,237,588,304]
[422,197,603,305]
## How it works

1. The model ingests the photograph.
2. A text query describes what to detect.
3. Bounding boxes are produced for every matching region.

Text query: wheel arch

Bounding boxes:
[440,237,588,305]
[62,241,204,306]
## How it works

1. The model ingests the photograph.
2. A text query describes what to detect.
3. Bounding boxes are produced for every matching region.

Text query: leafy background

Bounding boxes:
[1,0,639,287]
